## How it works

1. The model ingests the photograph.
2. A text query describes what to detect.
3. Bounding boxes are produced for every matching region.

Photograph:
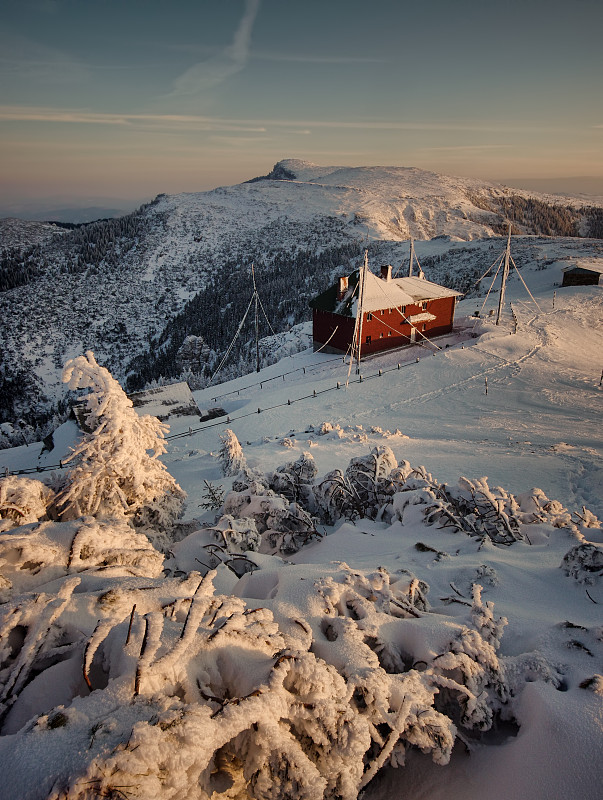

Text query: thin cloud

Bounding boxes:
[421,145,514,152]
[253,51,385,65]
[167,0,261,98]
[0,33,89,84]
[0,106,266,132]
[0,105,533,135]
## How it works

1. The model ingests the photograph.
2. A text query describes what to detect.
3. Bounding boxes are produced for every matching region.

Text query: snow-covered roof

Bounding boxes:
[128,381,201,420]
[408,312,437,323]
[311,267,462,316]
[561,260,603,275]
[353,270,415,312]
[394,275,463,302]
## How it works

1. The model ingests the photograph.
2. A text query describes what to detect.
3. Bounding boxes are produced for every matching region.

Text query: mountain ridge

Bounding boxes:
[1,159,602,435]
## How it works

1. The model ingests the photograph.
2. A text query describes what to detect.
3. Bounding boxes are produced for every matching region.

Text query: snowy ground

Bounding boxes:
[0,260,601,799]
[163,263,602,522]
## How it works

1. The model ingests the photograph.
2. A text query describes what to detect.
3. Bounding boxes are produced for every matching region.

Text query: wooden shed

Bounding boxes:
[561,260,603,287]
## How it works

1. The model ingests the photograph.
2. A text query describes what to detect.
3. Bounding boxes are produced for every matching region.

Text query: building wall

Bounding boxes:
[313,297,456,355]
[312,310,356,354]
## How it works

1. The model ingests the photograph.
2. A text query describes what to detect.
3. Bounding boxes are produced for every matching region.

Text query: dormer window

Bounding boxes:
[366,312,373,321]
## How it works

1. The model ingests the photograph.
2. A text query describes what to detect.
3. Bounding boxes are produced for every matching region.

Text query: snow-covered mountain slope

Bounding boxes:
[0,217,65,249]
[1,160,602,432]
[0,270,601,800]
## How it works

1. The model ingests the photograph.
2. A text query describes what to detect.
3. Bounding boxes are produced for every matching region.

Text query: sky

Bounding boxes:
[1,0,602,215]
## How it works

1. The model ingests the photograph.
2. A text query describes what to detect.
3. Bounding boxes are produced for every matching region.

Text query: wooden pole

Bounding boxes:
[496,225,511,326]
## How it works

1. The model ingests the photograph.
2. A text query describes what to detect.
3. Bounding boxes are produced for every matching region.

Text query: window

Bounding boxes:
[367,312,373,321]
[366,335,371,344]
[422,323,426,331]
[420,301,427,310]
[399,306,406,314]
[388,331,392,337]
[379,332,384,338]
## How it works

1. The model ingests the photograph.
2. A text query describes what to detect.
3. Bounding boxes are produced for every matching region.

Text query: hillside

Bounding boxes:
[0,270,601,799]
[1,160,603,434]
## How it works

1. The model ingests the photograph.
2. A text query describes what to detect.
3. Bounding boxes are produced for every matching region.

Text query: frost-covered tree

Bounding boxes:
[219,428,246,476]
[56,351,185,524]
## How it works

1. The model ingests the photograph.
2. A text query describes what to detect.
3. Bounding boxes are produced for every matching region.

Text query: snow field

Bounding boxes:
[0,264,601,799]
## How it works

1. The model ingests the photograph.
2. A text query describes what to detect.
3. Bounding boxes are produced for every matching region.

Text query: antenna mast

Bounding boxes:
[409,237,415,277]
[252,263,260,371]
[355,250,368,373]
[496,225,511,326]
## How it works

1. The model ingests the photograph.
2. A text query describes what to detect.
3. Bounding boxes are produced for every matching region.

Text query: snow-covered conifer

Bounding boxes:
[56,351,185,524]
[219,428,246,476]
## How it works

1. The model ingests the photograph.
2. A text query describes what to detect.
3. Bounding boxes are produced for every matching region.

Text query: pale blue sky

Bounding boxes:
[1,0,602,212]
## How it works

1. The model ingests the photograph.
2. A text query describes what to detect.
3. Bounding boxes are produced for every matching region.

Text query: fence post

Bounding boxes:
[485,377,488,395]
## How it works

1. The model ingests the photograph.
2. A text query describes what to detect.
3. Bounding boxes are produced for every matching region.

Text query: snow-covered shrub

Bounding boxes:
[515,488,573,526]
[388,469,534,546]
[314,469,358,524]
[232,466,270,494]
[207,514,261,552]
[345,445,398,511]
[56,352,185,527]
[0,475,54,531]
[314,446,398,524]
[67,517,165,577]
[0,517,164,597]
[579,674,603,695]
[0,576,82,730]
[561,543,603,584]
[269,451,318,506]
[223,486,319,556]
[429,584,508,731]
[1,565,511,800]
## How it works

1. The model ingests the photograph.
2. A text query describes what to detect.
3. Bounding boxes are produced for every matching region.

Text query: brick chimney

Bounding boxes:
[337,276,349,299]
[380,264,392,282]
